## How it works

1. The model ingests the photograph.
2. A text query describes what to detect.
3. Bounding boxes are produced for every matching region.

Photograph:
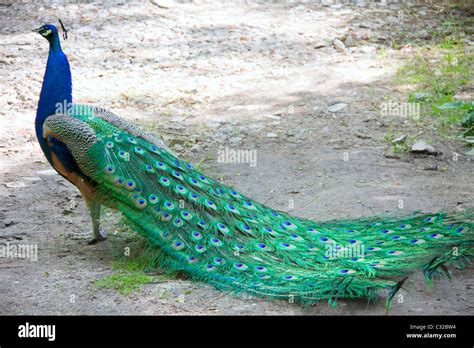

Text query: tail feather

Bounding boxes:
[67,105,473,305]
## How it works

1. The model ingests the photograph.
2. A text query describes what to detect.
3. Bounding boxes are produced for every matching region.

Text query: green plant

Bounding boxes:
[437,101,474,155]
[393,22,472,149]
[93,272,157,295]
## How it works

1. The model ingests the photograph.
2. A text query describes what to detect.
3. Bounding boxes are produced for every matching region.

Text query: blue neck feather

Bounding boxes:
[36,31,72,160]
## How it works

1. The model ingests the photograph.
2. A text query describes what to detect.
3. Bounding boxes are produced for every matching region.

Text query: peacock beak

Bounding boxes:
[32,27,42,33]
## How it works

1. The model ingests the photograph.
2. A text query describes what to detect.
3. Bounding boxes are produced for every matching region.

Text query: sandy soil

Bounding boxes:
[0,0,473,315]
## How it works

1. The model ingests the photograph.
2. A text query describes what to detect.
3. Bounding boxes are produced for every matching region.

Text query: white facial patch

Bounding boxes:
[41,29,52,37]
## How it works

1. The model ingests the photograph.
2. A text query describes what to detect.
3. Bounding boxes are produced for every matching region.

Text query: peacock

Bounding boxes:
[34,22,473,307]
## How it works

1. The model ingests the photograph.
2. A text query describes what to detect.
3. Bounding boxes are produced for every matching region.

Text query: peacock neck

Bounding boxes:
[35,33,72,153]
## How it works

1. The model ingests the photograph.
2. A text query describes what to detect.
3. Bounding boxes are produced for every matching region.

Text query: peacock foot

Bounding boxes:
[88,228,107,245]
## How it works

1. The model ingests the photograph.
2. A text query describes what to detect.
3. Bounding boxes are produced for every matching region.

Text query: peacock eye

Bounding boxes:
[41,29,52,37]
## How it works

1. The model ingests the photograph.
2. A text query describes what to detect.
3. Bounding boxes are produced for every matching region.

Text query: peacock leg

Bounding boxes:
[85,198,107,244]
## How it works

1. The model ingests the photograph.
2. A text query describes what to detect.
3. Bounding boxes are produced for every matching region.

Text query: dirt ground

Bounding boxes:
[0,1,473,315]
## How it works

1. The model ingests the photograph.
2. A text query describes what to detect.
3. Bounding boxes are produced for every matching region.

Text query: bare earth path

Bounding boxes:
[0,1,472,315]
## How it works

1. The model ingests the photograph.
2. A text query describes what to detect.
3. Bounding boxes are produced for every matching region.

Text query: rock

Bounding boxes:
[356,29,372,41]
[418,30,431,40]
[173,144,184,152]
[296,130,307,141]
[230,137,243,145]
[392,135,407,144]
[386,16,399,25]
[219,126,232,135]
[170,116,186,123]
[266,132,278,138]
[333,39,346,52]
[411,140,436,154]
[327,103,347,113]
[344,35,356,47]
[355,132,371,139]
[465,148,474,156]
[385,154,401,160]
[262,114,281,120]
[243,124,264,135]
[190,144,201,153]
[4,181,26,188]
[377,32,391,42]
[359,22,374,29]
[21,176,42,182]
[36,169,58,176]
[412,92,431,101]
[188,134,199,143]
[208,122,222,129]
[360,45,376,54]
[424,165,438,171]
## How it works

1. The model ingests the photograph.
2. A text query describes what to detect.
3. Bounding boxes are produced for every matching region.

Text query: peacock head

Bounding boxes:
[33,20,68,43]
[33,24,59,41]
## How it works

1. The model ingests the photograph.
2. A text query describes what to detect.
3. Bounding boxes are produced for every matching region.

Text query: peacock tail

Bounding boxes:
[42,103,474,307]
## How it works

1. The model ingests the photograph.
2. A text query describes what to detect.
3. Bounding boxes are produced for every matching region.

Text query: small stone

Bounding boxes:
[344,35,356,47]
[411,140,436,154]
[262,114,281,120]
[208,122,222,129]
[333,39,346,52]
[359,22,374,29]
[170,116,186,123]
[356,30,372,41]
[424,165,438,171]
[377,32,391,42]
[418,30,431,40]
[190,144,201,153]
[386,16,399,25]
[392,135,407,144]
[296,130,307,141]
[22,176,42,182]
[355,132,371,139]
[360,46,376,54]
[327,103,347,113]
[412,92,431,101]
[266,132,278,138]
[36,169,58,176]
[173,144,184,152]
[464,148,474,156]
[219,126,232,135]
[230,137,243,145]
[4,181,26,188]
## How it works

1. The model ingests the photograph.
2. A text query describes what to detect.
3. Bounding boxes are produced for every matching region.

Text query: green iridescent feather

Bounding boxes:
[48,104,474,307]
